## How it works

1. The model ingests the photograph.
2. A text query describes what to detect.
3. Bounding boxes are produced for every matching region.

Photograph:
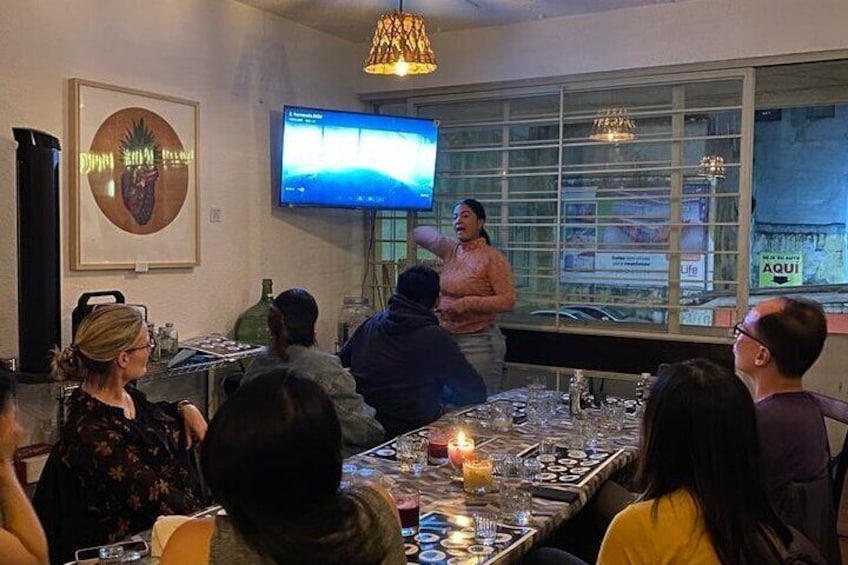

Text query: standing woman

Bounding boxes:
[0,364,49,564]
[43,305,206,555]
[414,198,516,392]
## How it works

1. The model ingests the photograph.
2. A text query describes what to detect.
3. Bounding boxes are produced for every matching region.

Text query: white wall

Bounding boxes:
[357,0,848,93]
[0,0,365,358]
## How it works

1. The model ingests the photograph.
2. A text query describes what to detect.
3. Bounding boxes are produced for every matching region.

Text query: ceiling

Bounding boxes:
[236,0,682,43]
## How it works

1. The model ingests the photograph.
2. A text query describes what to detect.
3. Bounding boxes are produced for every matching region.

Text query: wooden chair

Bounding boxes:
[809,391,848,564]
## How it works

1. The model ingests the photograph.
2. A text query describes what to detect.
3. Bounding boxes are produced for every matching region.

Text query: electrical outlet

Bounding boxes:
[209,208,222,223]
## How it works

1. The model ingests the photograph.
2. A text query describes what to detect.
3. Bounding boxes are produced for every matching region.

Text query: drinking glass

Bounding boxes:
[391,486,420,537]
[396,434,427,476]
[428,426,452,465]
[473,511,497,545]
[499,478,532,526]
[538,437,558,463]
[463,457,494,494]
[490,400,514,432]
[522,457,542,483]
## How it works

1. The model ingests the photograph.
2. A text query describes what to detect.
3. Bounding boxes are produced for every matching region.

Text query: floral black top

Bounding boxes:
[59,386,203,545]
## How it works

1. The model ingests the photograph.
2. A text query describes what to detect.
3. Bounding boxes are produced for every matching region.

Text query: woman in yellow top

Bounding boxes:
[597,359,823,564]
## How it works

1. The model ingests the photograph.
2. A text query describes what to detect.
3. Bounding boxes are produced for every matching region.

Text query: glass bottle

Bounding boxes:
[158,322,179,357]
[336,296,373,350]
[569,369,586,419]
[234,279,275,346]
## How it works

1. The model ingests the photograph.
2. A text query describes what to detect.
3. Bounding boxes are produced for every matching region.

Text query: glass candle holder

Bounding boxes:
[463,457,493,494]
[448,433,475,473]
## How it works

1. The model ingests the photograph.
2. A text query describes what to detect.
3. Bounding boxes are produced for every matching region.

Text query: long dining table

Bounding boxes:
[344,386,642,565]
[124,386,640,565]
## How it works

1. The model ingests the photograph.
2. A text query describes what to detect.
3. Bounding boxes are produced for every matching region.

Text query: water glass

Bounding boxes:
[538,437,558,463]
[475,403,492,428]
[499,478,532,526]
[527,390,557,427]
[522,457,542,483]
[396,434,427,476]
[490,400,514,432]
[473,511,497,545]
[391,486,420,537]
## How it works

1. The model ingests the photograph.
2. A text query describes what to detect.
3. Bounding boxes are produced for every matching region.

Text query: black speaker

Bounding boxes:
[13,128,61,376]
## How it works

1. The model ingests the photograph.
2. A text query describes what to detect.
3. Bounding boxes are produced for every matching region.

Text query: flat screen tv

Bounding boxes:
[279,106,438,211]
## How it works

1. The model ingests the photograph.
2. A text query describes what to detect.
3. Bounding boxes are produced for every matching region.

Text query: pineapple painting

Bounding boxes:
[87,107,190,236]
[119,118,161,226]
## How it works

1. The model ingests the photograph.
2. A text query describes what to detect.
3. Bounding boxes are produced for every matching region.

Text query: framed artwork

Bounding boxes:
[69,79,199,270]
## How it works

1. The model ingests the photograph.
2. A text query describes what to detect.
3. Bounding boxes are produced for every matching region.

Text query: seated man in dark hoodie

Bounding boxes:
[339,265,487,438]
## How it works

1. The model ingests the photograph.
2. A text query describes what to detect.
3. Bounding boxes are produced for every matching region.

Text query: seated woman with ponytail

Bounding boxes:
[161,368,406,565]
[38,305,206,560]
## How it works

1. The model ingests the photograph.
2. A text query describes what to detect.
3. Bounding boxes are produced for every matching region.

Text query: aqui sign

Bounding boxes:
[759,252,803,287]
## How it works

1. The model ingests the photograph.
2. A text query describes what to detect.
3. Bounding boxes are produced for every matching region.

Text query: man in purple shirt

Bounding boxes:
[733,297,829,493]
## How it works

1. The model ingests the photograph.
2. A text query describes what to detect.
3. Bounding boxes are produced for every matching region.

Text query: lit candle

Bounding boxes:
[463,458,494,494]
[448,431,475,469]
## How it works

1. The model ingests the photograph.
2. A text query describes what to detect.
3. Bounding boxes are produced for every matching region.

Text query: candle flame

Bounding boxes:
[457,431,466,444]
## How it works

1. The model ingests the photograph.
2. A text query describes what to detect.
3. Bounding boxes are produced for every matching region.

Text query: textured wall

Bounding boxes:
[0,0,365,359]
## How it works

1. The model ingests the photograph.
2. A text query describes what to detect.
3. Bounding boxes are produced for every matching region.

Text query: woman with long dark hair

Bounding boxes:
[597,358,823,564]
[413,198,516,392]
[161,368,406,564]
[0,364,48,564]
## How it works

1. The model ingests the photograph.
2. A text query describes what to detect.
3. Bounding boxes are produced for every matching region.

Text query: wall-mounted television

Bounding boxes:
[280,106,439,211]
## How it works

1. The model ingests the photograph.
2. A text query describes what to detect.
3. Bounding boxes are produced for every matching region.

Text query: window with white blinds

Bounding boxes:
[367,71,753,338]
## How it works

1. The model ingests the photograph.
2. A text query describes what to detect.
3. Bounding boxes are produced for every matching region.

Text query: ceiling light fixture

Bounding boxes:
[588,107,636,143]
[363,1,437,77]
[697,155,726,179]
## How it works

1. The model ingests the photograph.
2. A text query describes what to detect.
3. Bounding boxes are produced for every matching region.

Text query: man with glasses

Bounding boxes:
[733,297,836,561]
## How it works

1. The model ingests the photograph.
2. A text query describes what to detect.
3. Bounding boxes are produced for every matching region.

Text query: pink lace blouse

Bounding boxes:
[413,227,516,334]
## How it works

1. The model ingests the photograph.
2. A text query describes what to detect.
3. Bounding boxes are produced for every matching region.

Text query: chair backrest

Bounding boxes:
[33,444,100,565]
[809,391,848,507]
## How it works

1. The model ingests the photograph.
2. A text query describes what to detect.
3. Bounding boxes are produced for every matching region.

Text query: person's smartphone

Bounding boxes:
[74,539,149,563]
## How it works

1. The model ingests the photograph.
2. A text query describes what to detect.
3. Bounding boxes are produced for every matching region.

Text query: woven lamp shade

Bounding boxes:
[364,11,437,76]
[589,107,636,143]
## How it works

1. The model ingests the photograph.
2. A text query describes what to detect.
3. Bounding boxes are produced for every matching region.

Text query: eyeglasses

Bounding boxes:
[127,334,155,353]
[731,322,770,350]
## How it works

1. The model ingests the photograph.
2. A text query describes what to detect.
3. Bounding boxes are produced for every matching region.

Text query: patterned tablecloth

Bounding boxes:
[129,387,640,565]
[348,387,641,565]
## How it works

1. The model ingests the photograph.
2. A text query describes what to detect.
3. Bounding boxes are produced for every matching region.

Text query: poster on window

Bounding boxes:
[758,252,803,287]
[561,185,712,290]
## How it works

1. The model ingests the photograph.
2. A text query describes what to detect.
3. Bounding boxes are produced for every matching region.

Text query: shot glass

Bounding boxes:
[391,486,420,537]
[463,457,494,494]
[428,426,452,465]
[490,400,514,432]
[473,511,497,545]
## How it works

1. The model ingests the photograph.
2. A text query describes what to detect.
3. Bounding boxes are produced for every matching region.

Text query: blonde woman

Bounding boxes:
[42,305,206,556]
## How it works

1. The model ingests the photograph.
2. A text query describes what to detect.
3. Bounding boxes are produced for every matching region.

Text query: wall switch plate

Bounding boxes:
[210,208,222,223]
